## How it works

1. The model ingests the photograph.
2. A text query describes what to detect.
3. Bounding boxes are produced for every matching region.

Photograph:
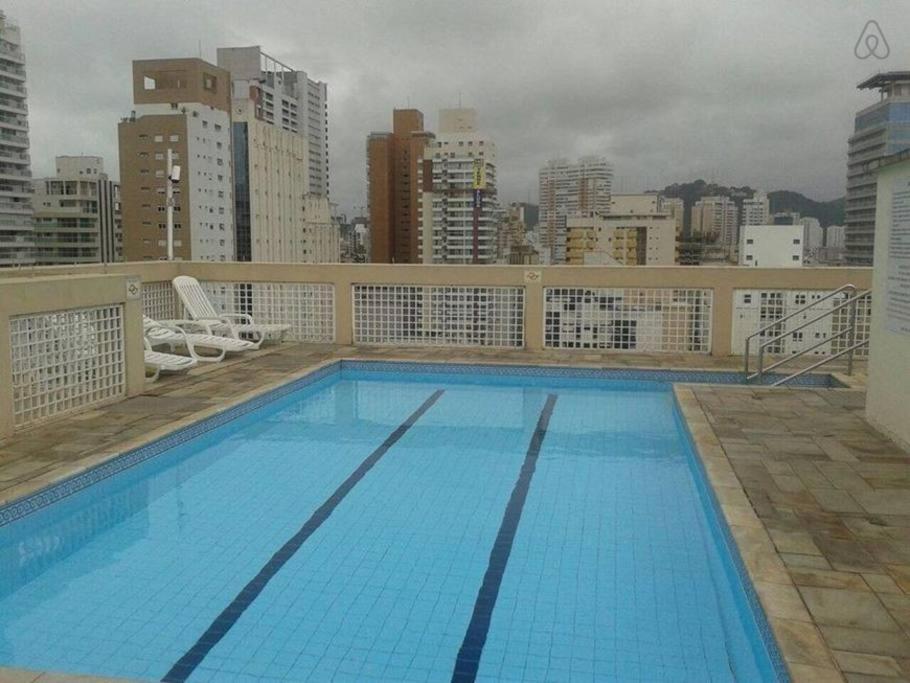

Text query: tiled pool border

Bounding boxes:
[341,359,845,387]
[671,387,791,683]
[0,358,822,681]
[0,361,341,527]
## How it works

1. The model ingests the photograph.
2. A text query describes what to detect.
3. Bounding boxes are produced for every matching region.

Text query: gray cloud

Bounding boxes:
[7,0,908,214]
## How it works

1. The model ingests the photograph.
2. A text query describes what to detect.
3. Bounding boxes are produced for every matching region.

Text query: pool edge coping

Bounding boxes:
[0,355,850,682]
[673,385,846,683]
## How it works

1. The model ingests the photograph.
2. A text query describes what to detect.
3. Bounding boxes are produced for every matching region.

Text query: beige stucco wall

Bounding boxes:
[0,262,873,356]
[866,157,910,449]
[0,274,146,437]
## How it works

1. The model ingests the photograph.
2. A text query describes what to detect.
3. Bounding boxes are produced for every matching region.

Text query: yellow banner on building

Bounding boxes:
[472,159,485,189]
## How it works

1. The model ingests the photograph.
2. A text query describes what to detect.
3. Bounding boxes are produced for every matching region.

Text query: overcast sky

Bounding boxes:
[6,0,909,214]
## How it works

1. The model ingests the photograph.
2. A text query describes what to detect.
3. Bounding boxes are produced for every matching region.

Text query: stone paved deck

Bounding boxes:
[680,384,910,683]
[0,343,904,683]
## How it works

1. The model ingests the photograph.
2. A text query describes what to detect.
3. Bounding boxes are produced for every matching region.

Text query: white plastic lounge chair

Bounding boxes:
[144,339,197,381]
[143,316,256,362]
[172,276,290,350]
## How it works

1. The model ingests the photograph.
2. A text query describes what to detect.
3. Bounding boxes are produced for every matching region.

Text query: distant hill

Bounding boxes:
[654,180,845,230]
[768,191,844,227]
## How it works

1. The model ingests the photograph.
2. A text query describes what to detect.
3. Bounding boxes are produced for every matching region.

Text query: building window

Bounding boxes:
[143,76,156,90]
[746,238,754,244]
[169,134,179,142]
[154,134,164,143]
[792,255,800,261]
[793,238,801,244]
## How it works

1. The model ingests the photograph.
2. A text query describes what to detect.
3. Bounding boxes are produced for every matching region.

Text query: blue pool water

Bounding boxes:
[0,364,784,682]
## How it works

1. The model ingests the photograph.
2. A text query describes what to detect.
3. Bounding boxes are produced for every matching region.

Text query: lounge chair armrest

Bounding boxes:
[145,321,192,344]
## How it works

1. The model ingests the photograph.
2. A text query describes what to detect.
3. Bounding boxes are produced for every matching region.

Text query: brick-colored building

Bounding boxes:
[366,110,434,263]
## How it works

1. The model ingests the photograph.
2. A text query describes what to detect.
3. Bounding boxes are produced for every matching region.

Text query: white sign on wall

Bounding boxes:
[886,175,910,335]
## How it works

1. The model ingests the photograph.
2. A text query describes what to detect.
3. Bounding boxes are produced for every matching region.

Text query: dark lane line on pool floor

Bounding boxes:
[451,393,558,683]
[161,388,446,683]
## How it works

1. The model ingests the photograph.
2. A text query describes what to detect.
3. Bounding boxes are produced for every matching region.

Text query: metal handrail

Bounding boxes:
[749,289,871,384]
[757,327,852,375]
[743,283,856,377]
[771,338,870,386]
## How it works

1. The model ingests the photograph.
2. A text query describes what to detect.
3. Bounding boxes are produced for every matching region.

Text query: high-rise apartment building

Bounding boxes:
[691,196,739,245]
[33,156,122,264]
[566,193,676,266]
[659,197,685,237]
[418,108,500,264]
[846,72,910,265]
[827,225,846,248]
[741,191,770,227]
[119,59,234,262]
[566,213,676,265]
[217,46,329,198]
[801,216,824,263]
[538,156,613,263]
[0,13,33,266]
[218,47,337,262]
[367,109,435,263]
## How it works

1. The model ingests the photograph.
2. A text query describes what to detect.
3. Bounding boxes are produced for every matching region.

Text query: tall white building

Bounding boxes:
[0,13,33,266]
[217,46,329,198]
[539,156,613,263]
[845,72,910,265]
[33,156,122,264]
[418,108,500,264]
[741,191,770,227]
[739,224,803,267]
[218,47,338,263]
[801,216,824,263]
[692,195,739,261]
[659,196,685,236]
[827,225,846,248]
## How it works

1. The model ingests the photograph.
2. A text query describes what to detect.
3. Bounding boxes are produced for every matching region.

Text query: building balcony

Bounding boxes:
[0,132,28,147]
[0,100,26,116]
[0,43,25,64]
[0,81,26,97]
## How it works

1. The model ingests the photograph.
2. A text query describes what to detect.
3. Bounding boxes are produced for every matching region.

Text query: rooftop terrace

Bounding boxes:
[0,261,906,682]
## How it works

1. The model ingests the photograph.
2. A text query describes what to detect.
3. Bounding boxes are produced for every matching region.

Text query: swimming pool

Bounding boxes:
[0,362,786,682]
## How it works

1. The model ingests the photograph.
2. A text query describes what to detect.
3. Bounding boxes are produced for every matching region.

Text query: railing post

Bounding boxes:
[524,270,544,352]
[0,312,13,439]
[123,296,147,397]
[711,284,733,356]
[335,275,354,346]
[744,337,751,378]
[846,294,859,375]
